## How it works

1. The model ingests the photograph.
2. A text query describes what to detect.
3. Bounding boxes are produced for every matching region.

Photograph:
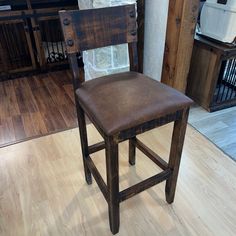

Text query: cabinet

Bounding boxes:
[187,35,236,112]
[0,0,78,79]
[0,14,36,75]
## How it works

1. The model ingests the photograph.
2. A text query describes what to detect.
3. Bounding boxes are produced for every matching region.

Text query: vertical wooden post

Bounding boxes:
[137,0,145,73]
[106,138,120,234]
[161,0,199,93]
[129,137,136,165]
[165,108,189,203]
[77,102,92,185]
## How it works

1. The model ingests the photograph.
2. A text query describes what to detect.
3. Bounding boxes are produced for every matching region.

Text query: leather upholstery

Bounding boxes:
[76,72,193,135]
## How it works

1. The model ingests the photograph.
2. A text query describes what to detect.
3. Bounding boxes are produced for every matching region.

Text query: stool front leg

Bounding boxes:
[165,108,189,204]
[129,137,136,165]
[77,101,92,185]
[106,137,120,235]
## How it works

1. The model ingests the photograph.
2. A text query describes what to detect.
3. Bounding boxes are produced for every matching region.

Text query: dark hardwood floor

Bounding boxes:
[0,70,77,147]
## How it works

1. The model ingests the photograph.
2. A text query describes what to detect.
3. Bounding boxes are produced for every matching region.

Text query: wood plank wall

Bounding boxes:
[161,0,199,93]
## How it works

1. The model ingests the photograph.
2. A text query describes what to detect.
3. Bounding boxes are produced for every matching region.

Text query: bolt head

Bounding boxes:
[63,18,70,26]
[67,39,74,47]
[130,11,135,18]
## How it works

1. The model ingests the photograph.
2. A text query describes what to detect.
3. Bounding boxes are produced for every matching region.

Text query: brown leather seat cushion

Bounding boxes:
[76,72,193,135]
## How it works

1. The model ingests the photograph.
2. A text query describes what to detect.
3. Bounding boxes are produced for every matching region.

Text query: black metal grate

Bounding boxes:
[213,58,236,104]
[0,22,32,70]
[39,19,67,64]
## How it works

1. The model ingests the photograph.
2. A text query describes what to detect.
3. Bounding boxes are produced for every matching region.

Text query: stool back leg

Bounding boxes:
[129,137,137,166]
[165,108,189,204]
[77,101,92,185]
[106,137,120,234]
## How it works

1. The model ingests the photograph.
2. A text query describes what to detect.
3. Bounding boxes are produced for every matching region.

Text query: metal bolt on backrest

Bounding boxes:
[63,18,70,25]
[67,39,74,47]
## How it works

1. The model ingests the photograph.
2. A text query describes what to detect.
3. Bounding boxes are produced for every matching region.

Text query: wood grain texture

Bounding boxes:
[0,70,77,148]
[137,0,145,73]
[0,124,235,235]
[105,137,120,234]
[187,42,219,110]
[187,35,236,112]
[59,4,137,53]
[165,108,189,203]
[189,104,236,161]
[162,0,199,93]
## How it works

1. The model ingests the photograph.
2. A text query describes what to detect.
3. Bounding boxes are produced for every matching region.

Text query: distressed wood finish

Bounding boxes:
[187,38,220,110]
[165,108,189,203]
[117,111,183,142]
[88,141,106,155]
[187,35,236,112]
[128,42,139,72]
[59,4,137,53]
[137,0,145,73]
[76,102,92,185]
[129,137,136,166]
[106,137,120,233]
[162,0,199,92]
[119,169,172,203]
[60,5,191,235]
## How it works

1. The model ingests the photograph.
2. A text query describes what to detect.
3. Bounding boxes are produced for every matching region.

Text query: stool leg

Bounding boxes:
[165,108,189,204]
[76,101,92,185]
[129,137,136,165]
[106,138,120,235]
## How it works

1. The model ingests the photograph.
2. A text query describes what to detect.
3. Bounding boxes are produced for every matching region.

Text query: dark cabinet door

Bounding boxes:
[31,10,68,69]
[0,18,36,77]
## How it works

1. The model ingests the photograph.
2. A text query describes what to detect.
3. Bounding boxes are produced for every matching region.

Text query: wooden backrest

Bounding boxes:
[59,5,138,88]
[59,4,137,53]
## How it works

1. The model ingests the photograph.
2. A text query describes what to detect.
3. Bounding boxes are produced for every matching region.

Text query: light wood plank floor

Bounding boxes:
[189,105,236,161]
[0,123,235,236]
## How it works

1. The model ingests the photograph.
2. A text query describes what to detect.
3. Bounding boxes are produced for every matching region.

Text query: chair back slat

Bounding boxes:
[59,4,137,53]
[128,42,139,72]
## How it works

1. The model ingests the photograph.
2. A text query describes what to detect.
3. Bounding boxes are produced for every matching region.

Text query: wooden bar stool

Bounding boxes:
[59,4,192,235]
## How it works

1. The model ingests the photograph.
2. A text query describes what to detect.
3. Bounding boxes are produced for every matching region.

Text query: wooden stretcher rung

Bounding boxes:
[87,155,109,202]
[119,169,172,203]
[135,138,168,170]
[88,141,106,154]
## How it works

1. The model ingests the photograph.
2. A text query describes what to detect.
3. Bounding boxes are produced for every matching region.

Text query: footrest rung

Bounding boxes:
[119,169,172,203]
[88,141,105,154]
[135,138,168,170]
[87,155,108,202]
